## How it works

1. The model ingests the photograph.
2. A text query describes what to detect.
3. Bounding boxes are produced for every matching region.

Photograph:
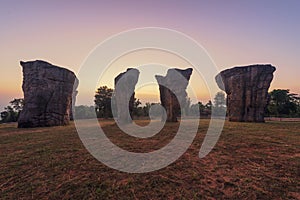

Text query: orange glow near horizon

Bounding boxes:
[1,1,299,111]
[94,49,211,105]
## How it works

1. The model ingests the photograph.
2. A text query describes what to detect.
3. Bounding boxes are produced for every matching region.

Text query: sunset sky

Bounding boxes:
[1,0,299,111]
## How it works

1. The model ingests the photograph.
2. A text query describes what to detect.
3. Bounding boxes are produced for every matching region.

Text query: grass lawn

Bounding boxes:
[0,119,299,199]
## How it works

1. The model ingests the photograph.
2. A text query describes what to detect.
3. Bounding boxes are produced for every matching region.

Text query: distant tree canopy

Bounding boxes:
[74,105,96,119]
[266,89,300,117]
[94,86,114,118]
[3,88,299,123]
[213,91,227,116]
[188,100,212,117]
[94,86,143,119]
[0,98,24,123]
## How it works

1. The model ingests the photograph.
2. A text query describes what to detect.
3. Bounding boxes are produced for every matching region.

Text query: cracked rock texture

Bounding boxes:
[155,68,193,122]
[18,60,78,128]
[215,64,276,122]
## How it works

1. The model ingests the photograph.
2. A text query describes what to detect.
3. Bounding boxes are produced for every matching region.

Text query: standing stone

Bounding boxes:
[155,68,193,122]
[114,68,139,124]
[215,64,276,122]
[18,60,78,128]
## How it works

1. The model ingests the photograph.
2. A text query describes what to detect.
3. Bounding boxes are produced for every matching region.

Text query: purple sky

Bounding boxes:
[0,0,299,110]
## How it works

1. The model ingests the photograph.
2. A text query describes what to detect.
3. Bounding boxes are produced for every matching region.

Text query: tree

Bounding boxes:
[94,86,114,118]
[10,98,24,113]
[188,101,203,116]
[188,101,212,117]
[94,86,144,119]
[74,105,96,119]
[267,89,299,117]
[0,98,24,123]
[204,100,212,116]
[296,96,300,117]
[132,98,142,117]
[143,102,151,116]
[183,98,191,116]
[198,101,205,114]
[1,106,18,123]
[148,103,165,118]
[213,91,226,116]
[189,103,200,116]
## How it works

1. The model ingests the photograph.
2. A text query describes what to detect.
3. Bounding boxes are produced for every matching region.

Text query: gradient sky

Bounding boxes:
[1,0,299,111]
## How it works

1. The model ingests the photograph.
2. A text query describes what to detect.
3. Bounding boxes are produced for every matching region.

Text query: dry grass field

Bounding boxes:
[0,119,299,199]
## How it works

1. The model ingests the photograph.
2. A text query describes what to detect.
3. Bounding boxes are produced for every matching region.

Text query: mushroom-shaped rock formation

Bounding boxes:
[155,68,193,122]
[114,68,140,124]
[215,64,276,122]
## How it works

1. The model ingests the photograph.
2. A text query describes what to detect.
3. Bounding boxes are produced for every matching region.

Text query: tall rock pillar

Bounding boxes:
[18,60,78,128]
[215,64,276,122]
[155,68,193,122]
[114,68,139,124]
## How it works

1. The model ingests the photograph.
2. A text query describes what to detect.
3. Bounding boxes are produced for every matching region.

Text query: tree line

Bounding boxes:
[76,86,300,119]
[1,87,299,123]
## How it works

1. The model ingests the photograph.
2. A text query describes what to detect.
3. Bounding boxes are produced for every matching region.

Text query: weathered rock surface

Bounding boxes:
[215,64,276,122]
[155,68,193,122]
[18,60,78,128]
[114,68,139,124]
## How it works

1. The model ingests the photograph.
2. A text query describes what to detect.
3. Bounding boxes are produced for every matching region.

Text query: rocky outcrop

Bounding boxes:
[114,68,139,124]
[215,64,276,122]
[155,68,193,122]
[18,60,78,128]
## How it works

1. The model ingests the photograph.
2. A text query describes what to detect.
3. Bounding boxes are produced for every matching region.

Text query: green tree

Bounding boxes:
[132,98,142,117]
[0,98,24,123]
[213,91,226,116]
[142,102,151,116]
[189,103,200,116]
[198,101,205,115]
[1,106,17,122]
[205,100,212,116]
[10,98,24,113]
[267,89,299,117]
[148,103,164,118]
[74,105,96,119]
[189,101,212,117]
[188,101,203,116]
[94,86,143,119]
[94,86,114,118]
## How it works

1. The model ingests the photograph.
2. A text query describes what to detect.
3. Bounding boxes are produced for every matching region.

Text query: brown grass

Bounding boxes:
[0,119,299,199]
